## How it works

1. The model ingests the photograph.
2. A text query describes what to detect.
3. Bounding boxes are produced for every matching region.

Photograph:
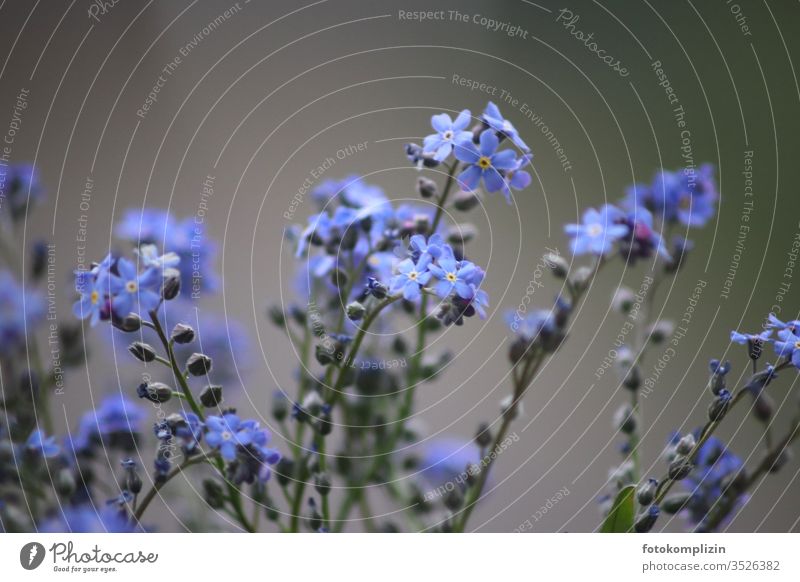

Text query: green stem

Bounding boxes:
[133,455,209,522]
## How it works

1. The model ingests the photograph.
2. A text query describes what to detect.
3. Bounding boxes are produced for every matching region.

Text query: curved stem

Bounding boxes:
[133,455,209,522]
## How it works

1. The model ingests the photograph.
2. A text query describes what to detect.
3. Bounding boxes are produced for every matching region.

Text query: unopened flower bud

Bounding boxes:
[452,190,480,211]
[661,492,692,514]
[331,268,349,290]
[569,266,593,294]
[614,404,636,434]
[676,434,696,456]
[267,305,286,327]
[171,323,195,344]
[444,487,464,511]
[128,342,157,363]
[612,288,635,314]
[446,223,478,246]
[634,505,660,532]
[768,447,792,474]
[202,479,225,509]
[314,473,332,496]
[544,252,569,279]
[475,422,492,448]
[751,392,774,423]
[112,312,142,332]
[636,478,658,506]
[162,271,181,300]
[200,385,223,407]
[136,381,172,403]
[186,353,212,376]
[668,456,694,480]
[272,390,289,422]
[648,320,674,344]
[346,301,366,321]
[416,176,438,199]
[56,468,76,496]
[708,389,732,421]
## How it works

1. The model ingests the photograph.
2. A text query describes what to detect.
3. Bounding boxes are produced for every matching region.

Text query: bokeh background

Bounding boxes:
[1,0,799,531]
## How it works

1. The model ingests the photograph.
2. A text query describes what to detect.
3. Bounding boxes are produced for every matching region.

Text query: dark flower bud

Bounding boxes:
[315,343,336,366]
[136,381,172,403]
[648,320,674,345]
[668,456,693,480]
[614,404,636,434]
[302,391,325,417]
[162,271,181,300]
[636,478,658,506]
[768,447,792,474]
[306,498,323,531]
[634,505,660,532]
[446,223,478,247]
[186,353,212,376]
[708,389,732,421]
[392,336,407,355]
[56,468,76,496]
[171,323,195,344]
[475,422,492,448]
[569,266,593,294]
[202,479,225,509]
[404,143,440,168]
[366,277,388,299]
[267,305,286,327]
[707,359,731,395]
[331,268,349,290]
[444,487,464,511]
[264,497,280,522]
[623,365,642,391]
[272,390,289,422]
[112,312,142,333]
[676,434,696,455]
[751,391,774,423]
[612,288,635,314]
[200,385,223,407]
[509,337,530,364]
[317,409,333,436]
[665,236,693,273]
[128,342,157,363]
[121,459,142,494]
[346,301,366,321]
[314,473,332,496]
[275,458,295,487]
[288,305,307,326]
[452,190,480,211]
[661,492,692,514]
[544,252,569,279]
[416,176,438,199]
[31,240,48,280]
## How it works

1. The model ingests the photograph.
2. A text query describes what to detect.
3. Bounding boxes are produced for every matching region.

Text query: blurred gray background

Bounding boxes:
[2,0,799,531]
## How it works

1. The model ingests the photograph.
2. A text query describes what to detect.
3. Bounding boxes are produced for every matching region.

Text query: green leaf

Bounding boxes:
[600,485,636,533]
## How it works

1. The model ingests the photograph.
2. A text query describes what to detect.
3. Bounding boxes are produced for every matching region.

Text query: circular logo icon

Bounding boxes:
[20,542,46,570]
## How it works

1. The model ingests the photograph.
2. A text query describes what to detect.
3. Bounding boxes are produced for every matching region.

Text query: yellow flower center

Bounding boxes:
[443,130,454,141]
[446,272,457,282]
[587,223,603,237]
[221,431,232,441]
[794,341,800,350]
[408,271,418,281]
[478,156,492,169]
[90,290,99,304]
[126,281,138,293]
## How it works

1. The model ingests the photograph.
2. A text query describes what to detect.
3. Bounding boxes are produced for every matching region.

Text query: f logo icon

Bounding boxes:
[20,542,45,570]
